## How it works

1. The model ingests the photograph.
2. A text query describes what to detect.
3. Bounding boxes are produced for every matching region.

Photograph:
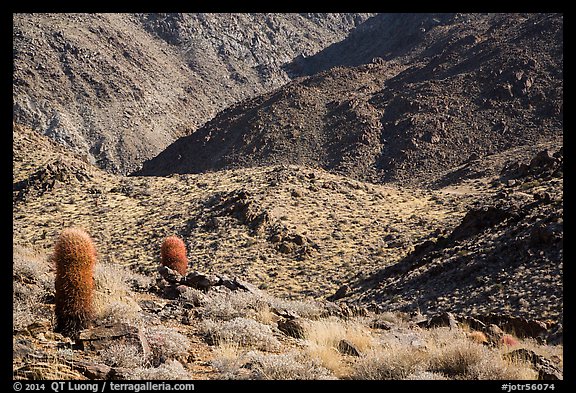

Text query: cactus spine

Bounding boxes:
[53,227,96,337]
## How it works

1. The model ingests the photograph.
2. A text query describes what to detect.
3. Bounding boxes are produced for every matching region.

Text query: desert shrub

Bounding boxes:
[200,289,325,325]
[201,317,281,351]
[266,296,325,319]
[13,245,55,331]
[351,343,427,380]
[501,334,519,347]
[93,262,142,325]
[245,350,336,380]
[211,345,337,380]
[210,342,252,380]
[200,290,269,322]
[13,244,53,293]
[143,326,190,367]
[100,343,145,368]
[427,338,486,377]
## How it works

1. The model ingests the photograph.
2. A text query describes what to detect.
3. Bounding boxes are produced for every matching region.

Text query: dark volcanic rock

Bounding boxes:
[505,349,563,380]
[136,13,562,188]
[346,147,563,328]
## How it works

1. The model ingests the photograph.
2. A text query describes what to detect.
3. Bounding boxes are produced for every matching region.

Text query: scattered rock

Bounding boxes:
[485,324,505,345]
[327,284,349,301]
[26,320,52,337]
[369,318,393,330]
[291,189,304,198]
[13,362,86,380]
[505,349,563,380]
[277,318,306,339]
[337,303,368,319]
[417,312,458,329]
[337,339,361,356]
[278,242,295,254]
[157,265,183,284]
[77,323,150,359]
[138,299,165,313]
[474,314,548,340]
[529,150,556,170]
[13,159,92,203]
[448,206,512,242]
[107,367,132,380]
[183,271,219,291]
[68,360,112,379]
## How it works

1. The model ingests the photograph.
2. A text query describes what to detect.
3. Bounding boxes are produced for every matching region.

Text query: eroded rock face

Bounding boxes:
[13,13,372,175]
[77,323,150,358]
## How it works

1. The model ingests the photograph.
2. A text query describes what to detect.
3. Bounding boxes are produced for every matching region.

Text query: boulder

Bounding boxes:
[183,271,219,291]
[505,349,562,380]
[157,265,183,284]
[327,284,349,301]
[417,311,458,329]
[337,339,361,356]
[277,318,306,339]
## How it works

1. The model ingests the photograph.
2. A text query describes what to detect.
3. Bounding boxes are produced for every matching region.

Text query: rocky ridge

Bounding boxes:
[137,13,563,187]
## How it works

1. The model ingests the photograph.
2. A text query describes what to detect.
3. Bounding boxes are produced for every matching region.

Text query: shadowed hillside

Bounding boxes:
[136,13,562,187]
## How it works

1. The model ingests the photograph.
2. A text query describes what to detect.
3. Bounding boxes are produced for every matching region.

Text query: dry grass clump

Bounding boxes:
[210,342,252,380]
[466,354,538,380]
[303,317,376,377]
[425,328,537,380]
[351,342,428,379]
[130,360,190,380]
[13,245,54,331]
[348,327,539,380]
[210,344,336,380]
[201,317,281,351]
[304,317,376,352]
[93,262,142,325]
[245,350,336,380]
[426,334,488,377]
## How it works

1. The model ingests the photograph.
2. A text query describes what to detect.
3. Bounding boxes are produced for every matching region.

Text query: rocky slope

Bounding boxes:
[137,13,563,187]
[13,13,372,174]
[12,12,563,382]
[346,144,563,338]
[12,123,563,381]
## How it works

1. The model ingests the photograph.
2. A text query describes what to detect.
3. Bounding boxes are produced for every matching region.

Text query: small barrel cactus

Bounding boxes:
[53,227,97,337]
[160,236,188,276]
